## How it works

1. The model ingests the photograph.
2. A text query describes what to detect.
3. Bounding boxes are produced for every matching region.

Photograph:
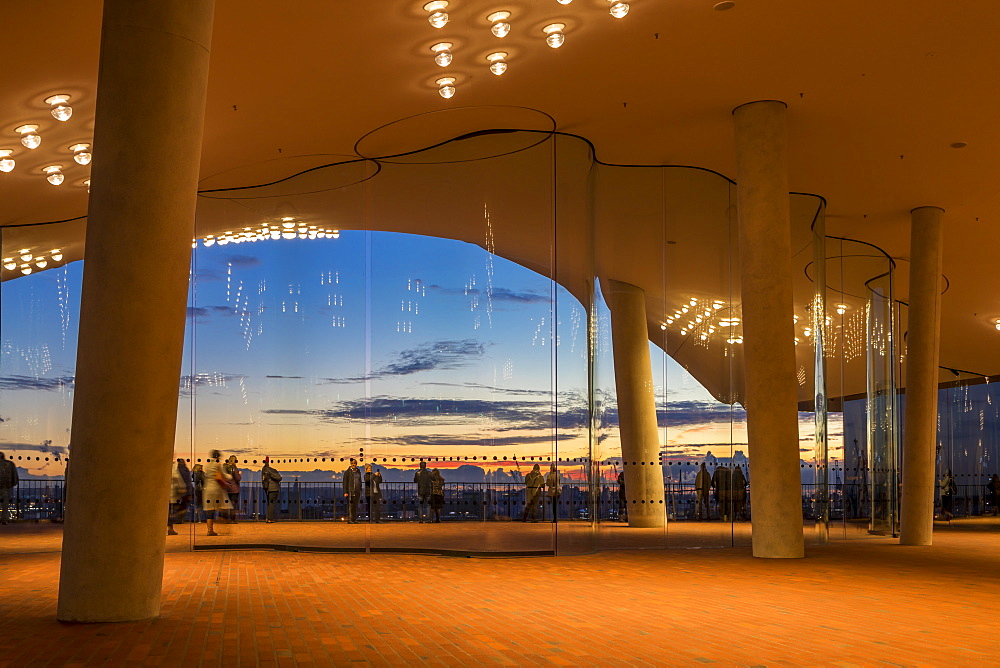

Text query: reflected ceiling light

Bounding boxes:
[714,1,736,10]
[488,11,511,38]
[20,264,32,275]
[423,1,449,28]
[608,1,630,18]
[45,94,73,121]
[15,125,41,149]
[486,51,508,75]
[542,23,565,48]
[2,259,15,271]
[281,227,296,239]
[430,42,453,67]
[51,249,63,262]
[660,323,667,330]
[556,0,573,4]
[803,327,812,337]
[69,143,92,165]
[203,235,216,247]
[436,76,456,98]
[995,319,1000,331]
[82,178,91,192]
[0,149,14,172]
[19,249,32,262]
[42,165,64,185]
[331,230,340,239]
[835,303,848,315]
[34,256,47,269]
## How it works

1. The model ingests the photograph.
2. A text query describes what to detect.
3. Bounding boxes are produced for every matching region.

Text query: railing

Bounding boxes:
[2,479,995,523]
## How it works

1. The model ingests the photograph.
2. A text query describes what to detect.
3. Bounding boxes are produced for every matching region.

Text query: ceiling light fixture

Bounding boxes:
[42,165,65,186]
[15,125,41,150]
[45,94,73,121]
[486,51,508,75]
[0,149,13,172]
[430,42,453,67]
[436,76,456,99]
[70,143,92,165]
[556,0,573,4]
[19,249,32,262]
[608,1,630,18]
[488,11,511,38]
[34,257,48,269]
[542,23,565,48]
[423,1,449,28]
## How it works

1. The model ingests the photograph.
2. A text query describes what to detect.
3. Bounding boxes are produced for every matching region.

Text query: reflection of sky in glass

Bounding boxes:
[0,231,848,483]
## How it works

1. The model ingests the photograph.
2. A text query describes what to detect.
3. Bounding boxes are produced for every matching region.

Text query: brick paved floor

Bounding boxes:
[1,519,998,666]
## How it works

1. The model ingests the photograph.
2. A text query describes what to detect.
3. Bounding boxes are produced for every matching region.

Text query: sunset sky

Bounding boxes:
[0,231,842,482]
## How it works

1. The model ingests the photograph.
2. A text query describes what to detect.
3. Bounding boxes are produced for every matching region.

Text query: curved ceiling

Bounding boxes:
[1,0,997,384]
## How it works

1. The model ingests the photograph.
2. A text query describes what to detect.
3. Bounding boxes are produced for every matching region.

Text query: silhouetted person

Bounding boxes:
[365,464,383,523]
[261,459,282,523]
[0,452,18,525]
[731,465,748,521]
[430,468,445,523]
[167,459,190,535]
[343,458,362,523]
[940,469,957,520]
[988,474,1000,517]
[522,464,544,522]
[617,469,627,522]
[545,464,561,523]
[192,464,205,522]
[695,462,711,520]
[203,450,234,536]
[224,455,242,523]
[414,461,433,523]
[712,465,733,522]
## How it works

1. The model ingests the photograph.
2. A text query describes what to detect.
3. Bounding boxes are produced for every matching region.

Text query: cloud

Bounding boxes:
[0,375,74,391]
[427,284,550,304]
[187,305,236,321]
[322,339,486,383]
[222,254,261,267]
[367,433,577,447]
[0,440,68,455]
[419,381,552,397]
[266,375,304,379]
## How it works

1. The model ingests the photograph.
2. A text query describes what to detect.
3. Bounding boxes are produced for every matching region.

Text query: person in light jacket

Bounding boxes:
[261,459,282,523]
[202,450,233,536]
[545,464,561,523]
[522,464,544,522]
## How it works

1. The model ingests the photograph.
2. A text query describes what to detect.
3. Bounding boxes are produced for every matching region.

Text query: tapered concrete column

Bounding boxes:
[606,279,665,528]
[899,206,945,546]
[58,0,215,622]
[733,101,804,558]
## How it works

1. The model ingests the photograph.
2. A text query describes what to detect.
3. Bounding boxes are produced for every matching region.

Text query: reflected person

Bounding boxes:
[988,473,1000,517]
[522,463,544,522]
[940,469,957,520]
[545,464,561,523]
[731,465,747,521]
[414,460,433,523]
[364,463,383,523]
[0,452,18,525]
[261,458,282,523]
[343,458,362,523]
[712,464,733,522]
[617,468,627,522]
[167,459,189,536]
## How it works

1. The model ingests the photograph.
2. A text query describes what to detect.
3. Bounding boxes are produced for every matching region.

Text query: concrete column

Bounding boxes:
[899,206,945,546]
[57,0,215,622]
[606,279,665,529]
[732,100,804,558]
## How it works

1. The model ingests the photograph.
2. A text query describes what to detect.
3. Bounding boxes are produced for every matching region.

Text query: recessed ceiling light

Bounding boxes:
[714,1,736,10]
[950,142,968,149]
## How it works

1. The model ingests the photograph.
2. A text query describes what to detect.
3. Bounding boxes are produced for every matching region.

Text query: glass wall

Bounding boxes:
[2,126,901,557]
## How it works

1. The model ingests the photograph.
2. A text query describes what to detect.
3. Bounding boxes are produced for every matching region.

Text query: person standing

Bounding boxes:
[223,455,243,523]
[261,459,282,523]
[203,450,234,536]
[414,460,433,523]
[192,464,205,522]
[343,458,362,523]
[988,473,1000,517]
[522,463,544,522]
[617,468,628,522]
[940,469,957,520]
[0,452,18,525]
[545,464,561,523]
[731,465,748,521]
[167,459,188,535]
[712,464,733,522]
[430,468,445,523]
[364,463,383,523]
